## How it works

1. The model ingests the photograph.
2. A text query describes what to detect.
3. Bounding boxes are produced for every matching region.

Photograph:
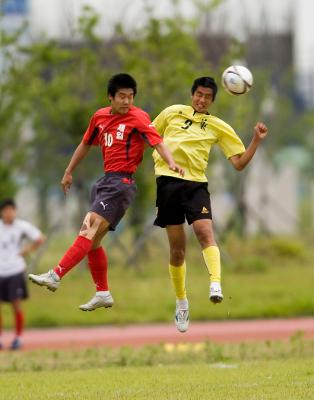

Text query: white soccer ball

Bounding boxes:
[221,65,253,95]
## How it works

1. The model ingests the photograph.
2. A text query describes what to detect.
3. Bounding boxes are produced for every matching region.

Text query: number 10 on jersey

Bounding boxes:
[104,132,113,147]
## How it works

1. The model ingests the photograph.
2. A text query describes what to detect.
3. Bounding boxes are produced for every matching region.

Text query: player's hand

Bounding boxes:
[61,171,73,195]
[254,122,268,141]
[169,163,185,177]
[19,249,28,257]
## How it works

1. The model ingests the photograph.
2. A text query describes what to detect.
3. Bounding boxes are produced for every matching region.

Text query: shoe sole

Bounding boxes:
[210,295,223,304]
[175,324,189,333]
[28,275,58,292]
[79,303,114,312]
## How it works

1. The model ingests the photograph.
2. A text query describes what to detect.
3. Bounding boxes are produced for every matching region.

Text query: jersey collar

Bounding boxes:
[190,106,210,116]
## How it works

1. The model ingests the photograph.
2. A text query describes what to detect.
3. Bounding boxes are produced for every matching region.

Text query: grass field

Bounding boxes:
[2,360,314,400]
[2,232,314,328]
[1,339,314,399]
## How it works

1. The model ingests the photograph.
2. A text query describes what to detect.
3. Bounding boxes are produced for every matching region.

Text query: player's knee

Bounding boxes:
[79,212,108,240]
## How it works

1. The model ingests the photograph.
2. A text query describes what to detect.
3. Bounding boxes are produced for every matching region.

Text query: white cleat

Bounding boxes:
[28,270,60,292]
[209,282,224,304]
[174,299,189,333]
[79,293,114,311]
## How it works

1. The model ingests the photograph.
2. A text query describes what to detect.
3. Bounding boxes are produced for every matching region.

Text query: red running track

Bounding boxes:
[2,318,314,350]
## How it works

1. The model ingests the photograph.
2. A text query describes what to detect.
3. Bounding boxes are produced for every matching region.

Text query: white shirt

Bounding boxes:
[0,219,42,277]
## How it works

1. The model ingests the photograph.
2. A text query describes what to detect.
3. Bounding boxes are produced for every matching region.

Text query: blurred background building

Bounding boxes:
[2,0,314,106]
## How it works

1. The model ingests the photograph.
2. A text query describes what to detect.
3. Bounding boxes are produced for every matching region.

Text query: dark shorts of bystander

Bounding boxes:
[154,176,212,228]
[90,172,137,231]
[0,272,29,302]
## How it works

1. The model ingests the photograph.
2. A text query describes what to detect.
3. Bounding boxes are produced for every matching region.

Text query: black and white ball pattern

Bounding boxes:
[222,65,253,95]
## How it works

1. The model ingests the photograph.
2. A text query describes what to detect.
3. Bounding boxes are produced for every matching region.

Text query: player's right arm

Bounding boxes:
[61,141,91,195]
[62,113,100,195]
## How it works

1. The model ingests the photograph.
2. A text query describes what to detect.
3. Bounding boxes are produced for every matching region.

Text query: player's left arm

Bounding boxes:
[154,142,185,177]
[138,109,184,176]
[19,234,46,258]
[229,122,268,171]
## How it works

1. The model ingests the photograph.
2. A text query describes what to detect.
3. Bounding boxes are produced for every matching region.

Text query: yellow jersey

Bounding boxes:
[152,105,245,182]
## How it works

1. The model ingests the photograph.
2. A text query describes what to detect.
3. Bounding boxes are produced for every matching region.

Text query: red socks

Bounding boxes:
[88,247,109,291]
[15,310,24,337]
[53,236,108,290]
[54,236,93,278]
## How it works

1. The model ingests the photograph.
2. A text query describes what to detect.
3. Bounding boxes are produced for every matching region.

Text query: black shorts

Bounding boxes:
[154,176,212,228]
[0,272,29,302]
[90,172,137,231]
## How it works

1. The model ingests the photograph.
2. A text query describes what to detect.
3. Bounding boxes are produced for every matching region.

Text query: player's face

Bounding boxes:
[191,86,214,113]
[0,205,17,224]
[109,89,135,114]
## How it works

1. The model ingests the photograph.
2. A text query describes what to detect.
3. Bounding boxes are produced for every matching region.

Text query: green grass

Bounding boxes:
[1,360,314,400]
[2,233,314,328]
[1,335,313,372]
[1,339,314,400]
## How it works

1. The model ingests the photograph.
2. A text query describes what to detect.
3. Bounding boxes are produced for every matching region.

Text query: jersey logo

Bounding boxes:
[116,124,125,140]
[200,119,207,130]
[201,206,209,214]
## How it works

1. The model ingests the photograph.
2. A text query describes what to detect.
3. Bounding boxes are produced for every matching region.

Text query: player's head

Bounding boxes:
[107,73,137,115]
[0,198,17,223]
[191,77,217,113]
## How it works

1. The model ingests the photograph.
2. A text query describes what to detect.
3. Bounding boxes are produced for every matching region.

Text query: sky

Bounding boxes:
[28,0,296,39]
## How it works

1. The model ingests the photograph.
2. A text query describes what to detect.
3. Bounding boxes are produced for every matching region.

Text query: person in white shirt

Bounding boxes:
[0,199,45,350]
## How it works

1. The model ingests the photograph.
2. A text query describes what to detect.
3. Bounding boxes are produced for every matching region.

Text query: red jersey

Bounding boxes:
[83,106,163,173]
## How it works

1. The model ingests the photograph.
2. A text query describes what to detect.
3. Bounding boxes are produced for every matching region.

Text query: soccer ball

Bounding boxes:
[221,65,253,95]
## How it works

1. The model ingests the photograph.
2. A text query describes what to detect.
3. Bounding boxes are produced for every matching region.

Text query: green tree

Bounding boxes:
[11,7,115,228]
[0,24,26,200]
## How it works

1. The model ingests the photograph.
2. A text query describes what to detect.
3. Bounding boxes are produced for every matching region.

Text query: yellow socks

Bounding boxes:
[202,246,221,283]
[169,262,187,300]
[168,247,220,301]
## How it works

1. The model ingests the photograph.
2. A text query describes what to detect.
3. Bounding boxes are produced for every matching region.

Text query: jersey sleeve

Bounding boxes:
[82,114,100,146]
[137,111,163,147]
[152,108,168,135]
[21,221,42,242]
[217,122,246,159]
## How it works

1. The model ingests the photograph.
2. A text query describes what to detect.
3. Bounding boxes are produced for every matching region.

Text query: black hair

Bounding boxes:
[191,77,218,100]
[107,73,137,97]
[0,198,16,212]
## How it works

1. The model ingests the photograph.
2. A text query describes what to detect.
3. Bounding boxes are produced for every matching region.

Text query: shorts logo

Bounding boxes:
[100,202,108,210]
[116,124,125,140]
[201,206,209,214]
